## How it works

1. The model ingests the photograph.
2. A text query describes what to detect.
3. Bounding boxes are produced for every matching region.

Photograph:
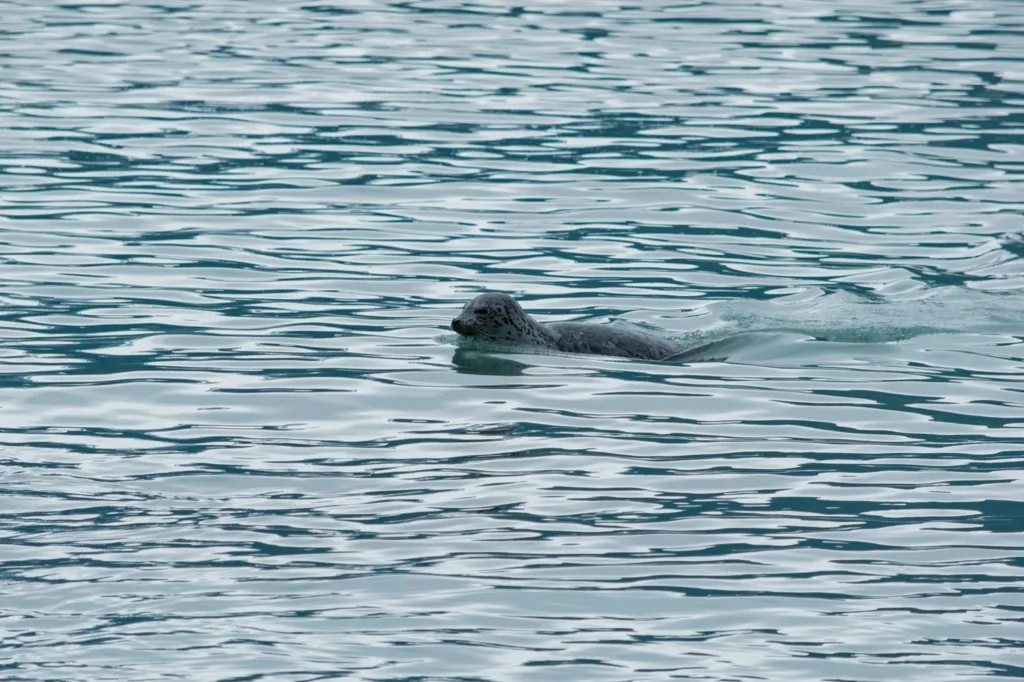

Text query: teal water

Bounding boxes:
[3,1,1024,680]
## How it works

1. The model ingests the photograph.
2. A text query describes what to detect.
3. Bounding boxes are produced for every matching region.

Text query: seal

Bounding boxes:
[451,292,683,360]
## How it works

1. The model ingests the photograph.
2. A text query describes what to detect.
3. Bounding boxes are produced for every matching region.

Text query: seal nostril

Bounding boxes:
[451,318,462,333]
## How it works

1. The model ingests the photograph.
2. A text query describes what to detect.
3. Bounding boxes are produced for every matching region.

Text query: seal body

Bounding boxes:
[451,293,682,360]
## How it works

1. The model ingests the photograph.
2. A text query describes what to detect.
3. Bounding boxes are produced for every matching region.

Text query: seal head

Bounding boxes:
[451,293,556,345]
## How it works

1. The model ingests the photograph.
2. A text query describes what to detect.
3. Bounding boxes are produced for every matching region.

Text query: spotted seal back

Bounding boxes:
[451,292,682,360]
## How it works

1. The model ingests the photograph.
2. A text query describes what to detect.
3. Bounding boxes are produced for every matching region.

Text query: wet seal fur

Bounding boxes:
[451,292,682,360]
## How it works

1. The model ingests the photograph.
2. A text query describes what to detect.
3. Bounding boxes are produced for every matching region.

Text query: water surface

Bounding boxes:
[2,1,1024,680]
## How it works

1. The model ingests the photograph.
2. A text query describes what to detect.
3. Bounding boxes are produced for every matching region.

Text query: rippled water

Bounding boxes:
[3,1,1024,680]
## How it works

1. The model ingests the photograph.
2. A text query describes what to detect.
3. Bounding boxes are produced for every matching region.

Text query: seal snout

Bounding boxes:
[451,317,468,335]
